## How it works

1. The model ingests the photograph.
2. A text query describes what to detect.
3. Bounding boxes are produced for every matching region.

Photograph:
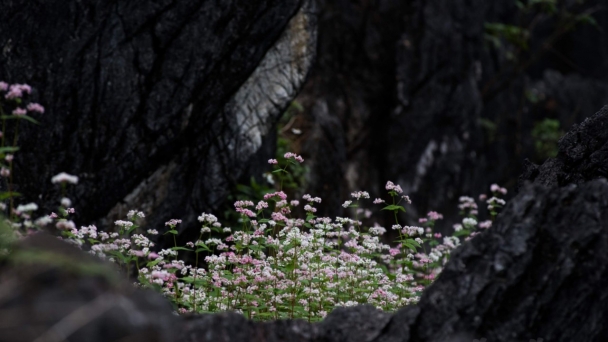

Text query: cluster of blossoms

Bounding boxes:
[0,138,510,322]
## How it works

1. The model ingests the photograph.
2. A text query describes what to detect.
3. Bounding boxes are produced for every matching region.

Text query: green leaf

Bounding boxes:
[406,238,421,248]
[171,247,194,252]
[381,204,406,212]
[0,146,19,153]
[1,115,40,124]
[146,259,162,267]
[453,229,471,237]
[195,246,211,253]
[164,229,178,235]
[0,192,21,200]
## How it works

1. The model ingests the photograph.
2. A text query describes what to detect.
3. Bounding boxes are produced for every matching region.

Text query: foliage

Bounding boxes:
[532,118,562,160]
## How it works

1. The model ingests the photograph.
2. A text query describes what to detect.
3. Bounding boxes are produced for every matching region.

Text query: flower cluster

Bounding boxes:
[1,144,509,323]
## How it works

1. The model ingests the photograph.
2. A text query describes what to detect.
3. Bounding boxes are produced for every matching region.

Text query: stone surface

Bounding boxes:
[0,0,316,236]
[0,234,178,342]
[294,0,608,229]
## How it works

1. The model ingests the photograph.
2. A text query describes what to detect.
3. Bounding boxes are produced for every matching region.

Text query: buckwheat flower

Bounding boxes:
[290,200,299,207]
[35,215,53,227]
[165,219,182,226]
[5,85,22,99]
[49,212,58,218]
[186,241,195,248]
[391,224,402,230]
[255,200,268,211]
[148,252,159,260]
[453,223,463,232]
[5,154,13,163]
[147,229,159,235]
[434,233,442,238]
[115,220,134,228]
[385,180,403,194]
[59,197,71,208]
[479,220,492,229]
[223,227,231,232]
[67,208,75,214]
[11,108,26,116]
[201,227,211,233]
[0,168,9,177]
[418,218,427,223]
[304,205,316,213]
[0,82,7,92]
[351,191,370,200]
[462,217,477,227]
[56,220,76,230]
[415,237,423,244]
[16,203,38,212]
[373,198,385,204]
[264,191,287,201]
[268,159,278,164]
[479,194,487,201]
[427,211,443,220]
[342,200,352,208]
[51,172,79,184]
[26,103,45,114]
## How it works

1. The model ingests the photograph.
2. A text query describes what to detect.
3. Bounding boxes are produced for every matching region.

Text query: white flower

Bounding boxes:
[51,172,79,184]
[462,218,478,227]
[342,201,352,208]
[16,202,38,212]
[61,197,72,208]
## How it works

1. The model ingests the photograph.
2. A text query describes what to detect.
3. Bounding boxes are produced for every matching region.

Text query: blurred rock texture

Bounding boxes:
[294,0,608,226]
[2,108,607,342]
[0,0,316,234]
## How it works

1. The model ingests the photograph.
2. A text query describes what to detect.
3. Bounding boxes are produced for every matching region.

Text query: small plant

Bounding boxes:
[532,118,562,160]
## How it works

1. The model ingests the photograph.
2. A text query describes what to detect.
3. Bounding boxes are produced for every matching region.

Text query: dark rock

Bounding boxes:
[294,0,608,229]
[0,0,316,236]
[0,234,178,342]
[519,105,608,188]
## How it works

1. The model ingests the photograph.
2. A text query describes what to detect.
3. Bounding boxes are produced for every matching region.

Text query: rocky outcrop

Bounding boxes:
[293,0,608,227]
[0,0,316,235]
[519,105,608,188]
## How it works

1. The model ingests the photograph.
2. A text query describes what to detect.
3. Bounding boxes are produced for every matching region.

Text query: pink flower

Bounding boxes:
[427,211,443,220]
[268,159,278,164]
[49,212,58,219]
[0,167,10,177]
[385,181,403,194]
[12,108,26,116]
[27,103,45,114]
[5,84,31,99]
[5,154,13,162]
[165,219,182,226]
[0,82,7,92]
[283,152,304,163]
[418,218,428,223]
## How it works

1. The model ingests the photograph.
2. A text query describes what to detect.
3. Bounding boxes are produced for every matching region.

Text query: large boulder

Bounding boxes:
[0,0,316,235]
